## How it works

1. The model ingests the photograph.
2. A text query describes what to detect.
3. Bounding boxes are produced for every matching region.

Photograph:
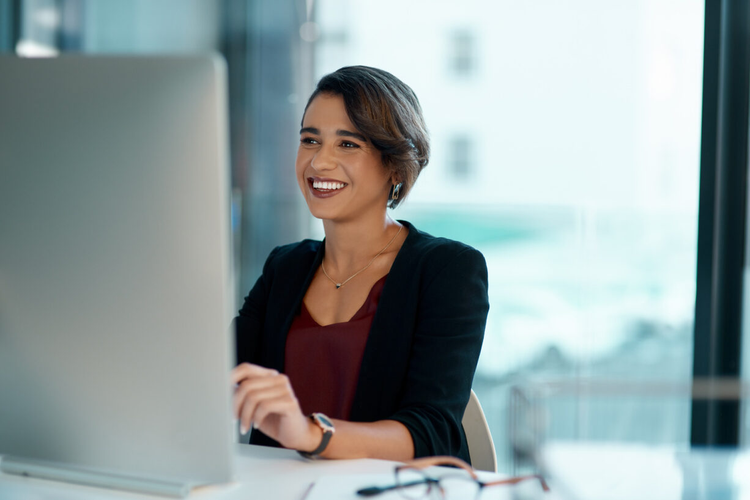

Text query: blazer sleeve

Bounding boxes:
[388,245,489,459]
[234,246,281,366]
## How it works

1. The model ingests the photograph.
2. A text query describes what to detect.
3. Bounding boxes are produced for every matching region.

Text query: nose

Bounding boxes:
[310,144,336,172]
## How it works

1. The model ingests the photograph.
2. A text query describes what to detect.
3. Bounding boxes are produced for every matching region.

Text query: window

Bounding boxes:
[449,135,472,180]
[314,0,704,471]
[449,30,475,77]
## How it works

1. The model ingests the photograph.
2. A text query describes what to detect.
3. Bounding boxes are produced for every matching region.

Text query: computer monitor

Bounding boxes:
[0,55,235,497]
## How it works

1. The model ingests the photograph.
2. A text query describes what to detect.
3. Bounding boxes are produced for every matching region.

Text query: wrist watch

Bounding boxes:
[298,413,335,459]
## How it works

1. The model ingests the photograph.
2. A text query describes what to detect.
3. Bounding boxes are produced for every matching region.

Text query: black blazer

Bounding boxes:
[235,221,489,462]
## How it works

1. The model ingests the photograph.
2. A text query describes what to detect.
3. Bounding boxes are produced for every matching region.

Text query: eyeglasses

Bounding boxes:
[356,456,550,499]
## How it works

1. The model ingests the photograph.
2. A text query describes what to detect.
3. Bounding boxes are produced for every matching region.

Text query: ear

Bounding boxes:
[389,172,401,185]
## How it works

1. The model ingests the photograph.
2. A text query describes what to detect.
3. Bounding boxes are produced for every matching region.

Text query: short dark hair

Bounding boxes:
[303,66,429,208]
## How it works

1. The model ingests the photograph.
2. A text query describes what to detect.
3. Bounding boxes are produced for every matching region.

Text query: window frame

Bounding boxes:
[691,0,749,447]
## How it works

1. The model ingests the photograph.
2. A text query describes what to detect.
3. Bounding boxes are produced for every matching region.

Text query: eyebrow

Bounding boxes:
[299,127,368,143]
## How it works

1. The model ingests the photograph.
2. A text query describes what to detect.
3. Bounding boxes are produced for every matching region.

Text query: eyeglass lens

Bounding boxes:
[395,468,432,498]
[396,469,481,499]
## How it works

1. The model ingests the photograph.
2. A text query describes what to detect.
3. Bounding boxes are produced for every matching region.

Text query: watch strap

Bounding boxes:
[297,414,334,459]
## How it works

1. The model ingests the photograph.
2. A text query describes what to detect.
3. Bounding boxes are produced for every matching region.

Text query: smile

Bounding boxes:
[309,178,348,195]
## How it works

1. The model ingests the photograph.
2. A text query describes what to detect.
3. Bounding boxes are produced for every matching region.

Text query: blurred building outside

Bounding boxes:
[312,0,703,470]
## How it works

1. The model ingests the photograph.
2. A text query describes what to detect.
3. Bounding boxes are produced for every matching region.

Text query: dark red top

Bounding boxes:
[284,275,387,420]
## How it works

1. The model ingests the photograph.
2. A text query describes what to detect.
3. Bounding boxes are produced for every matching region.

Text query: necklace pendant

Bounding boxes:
[336,283,342,289]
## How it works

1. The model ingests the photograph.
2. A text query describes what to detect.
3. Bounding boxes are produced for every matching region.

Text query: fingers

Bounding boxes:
[233,368,299,434]
[241,392,300,436]
[230,362,278,385]
[251,387,301,430]
[232,374,282,417]
[229,364,313,449]
[234,376,289,428]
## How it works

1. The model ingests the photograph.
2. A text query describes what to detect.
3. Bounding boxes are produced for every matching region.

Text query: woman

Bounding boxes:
[232,66,489,463]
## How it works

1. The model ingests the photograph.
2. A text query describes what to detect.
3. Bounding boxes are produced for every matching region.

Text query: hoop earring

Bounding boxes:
[389,182,403,201]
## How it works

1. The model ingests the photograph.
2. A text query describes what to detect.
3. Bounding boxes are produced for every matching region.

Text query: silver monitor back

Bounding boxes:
[0,55,235,496]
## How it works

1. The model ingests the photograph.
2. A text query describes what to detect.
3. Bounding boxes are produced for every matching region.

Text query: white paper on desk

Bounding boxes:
[305,474,397,500]
[305,473,519,500]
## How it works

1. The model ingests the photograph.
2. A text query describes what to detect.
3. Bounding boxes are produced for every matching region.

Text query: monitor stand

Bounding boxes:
[1,455,192,497]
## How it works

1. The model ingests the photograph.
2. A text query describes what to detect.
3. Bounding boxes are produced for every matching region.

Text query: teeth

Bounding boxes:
[313,180,346,190]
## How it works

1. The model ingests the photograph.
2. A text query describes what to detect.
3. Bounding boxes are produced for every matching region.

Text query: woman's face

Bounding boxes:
[296,93,393,223]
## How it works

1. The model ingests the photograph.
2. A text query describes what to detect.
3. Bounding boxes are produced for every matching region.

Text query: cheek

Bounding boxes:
[295,150,309,190]
[295,149,308,175]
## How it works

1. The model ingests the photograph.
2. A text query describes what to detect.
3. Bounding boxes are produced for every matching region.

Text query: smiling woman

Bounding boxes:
[305,66,429,203]
[233,66,489,463]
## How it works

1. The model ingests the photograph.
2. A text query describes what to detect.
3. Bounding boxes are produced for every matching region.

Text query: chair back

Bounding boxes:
[462,389,498,472]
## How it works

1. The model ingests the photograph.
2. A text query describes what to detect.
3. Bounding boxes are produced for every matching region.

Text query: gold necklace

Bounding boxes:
[321,225,403,290]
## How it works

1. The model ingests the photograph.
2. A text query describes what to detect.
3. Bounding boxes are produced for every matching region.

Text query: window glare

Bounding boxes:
[315,0,703,470]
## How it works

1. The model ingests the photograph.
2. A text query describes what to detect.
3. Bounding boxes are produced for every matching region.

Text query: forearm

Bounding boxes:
[302,418,414,461]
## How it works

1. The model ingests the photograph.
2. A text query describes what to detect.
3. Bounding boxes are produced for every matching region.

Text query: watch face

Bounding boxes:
[315,413,333,429]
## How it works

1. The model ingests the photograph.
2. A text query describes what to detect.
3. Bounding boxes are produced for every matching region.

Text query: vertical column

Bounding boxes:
[222,0,313,308]
[691,0,750,446]
[0,0,21,52]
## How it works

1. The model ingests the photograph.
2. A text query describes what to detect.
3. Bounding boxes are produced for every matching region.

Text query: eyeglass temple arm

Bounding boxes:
[356,484,400,497]
[403,456,479,479]
[483,474,550,492]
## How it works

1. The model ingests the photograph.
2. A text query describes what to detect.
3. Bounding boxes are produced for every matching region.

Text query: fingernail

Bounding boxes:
[240,425,247,434]
[252,422,259,429]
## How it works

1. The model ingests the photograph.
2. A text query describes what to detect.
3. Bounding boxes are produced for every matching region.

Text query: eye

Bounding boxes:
[300,136,319,145]
[341,140,360,149]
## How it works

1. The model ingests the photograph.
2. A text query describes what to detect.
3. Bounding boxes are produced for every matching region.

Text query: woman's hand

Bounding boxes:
[230,363,321,452]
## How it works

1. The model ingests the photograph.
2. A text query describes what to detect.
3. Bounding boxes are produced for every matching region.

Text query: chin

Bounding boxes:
[305,203,338,221]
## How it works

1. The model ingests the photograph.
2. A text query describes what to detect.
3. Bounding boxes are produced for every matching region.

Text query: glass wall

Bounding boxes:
[312,0,704,471]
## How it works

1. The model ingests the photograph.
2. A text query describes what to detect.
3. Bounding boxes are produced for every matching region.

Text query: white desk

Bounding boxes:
[12,442,745,500]
[0,444,400,500]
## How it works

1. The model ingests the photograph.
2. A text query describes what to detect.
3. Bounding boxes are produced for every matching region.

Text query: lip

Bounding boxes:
[307,176,348,198]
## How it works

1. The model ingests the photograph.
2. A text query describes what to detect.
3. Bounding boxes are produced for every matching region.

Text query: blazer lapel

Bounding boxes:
[268,241,324,372]
[350,221,420,421]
